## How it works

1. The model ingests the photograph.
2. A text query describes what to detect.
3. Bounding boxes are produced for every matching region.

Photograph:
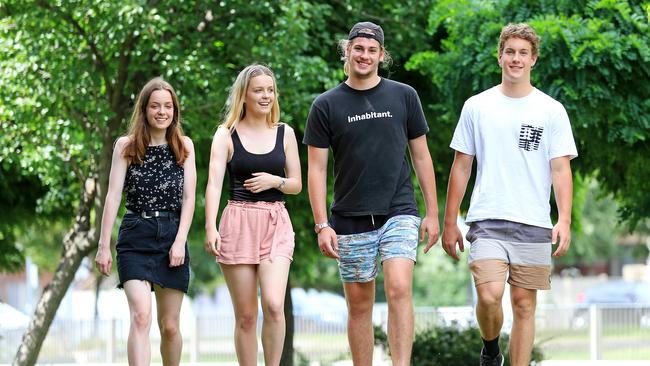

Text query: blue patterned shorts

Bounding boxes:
[337,215,420,283]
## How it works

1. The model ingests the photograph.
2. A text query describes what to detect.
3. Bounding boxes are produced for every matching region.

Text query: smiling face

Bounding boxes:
[245,74,275,118]
[499,37,538,85]
[146,89,174,131]
[346,37,385,79]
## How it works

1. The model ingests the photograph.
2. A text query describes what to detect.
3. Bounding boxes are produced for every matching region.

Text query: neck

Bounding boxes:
[499,79,534,98]
[240,115,269,130]
[149,129,167,145]
[345,74,381,90]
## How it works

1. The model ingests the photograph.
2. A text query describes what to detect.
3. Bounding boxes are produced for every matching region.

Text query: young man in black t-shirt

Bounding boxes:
[303,21,440,365]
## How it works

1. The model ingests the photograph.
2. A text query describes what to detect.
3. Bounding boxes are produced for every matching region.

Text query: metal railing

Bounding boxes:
[1,304,649,364]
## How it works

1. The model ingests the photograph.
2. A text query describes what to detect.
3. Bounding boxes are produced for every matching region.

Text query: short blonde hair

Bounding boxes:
[498,23,540,57]
[221,64,280,132]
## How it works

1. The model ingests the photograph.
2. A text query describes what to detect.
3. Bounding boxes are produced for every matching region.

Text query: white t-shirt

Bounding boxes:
[450,86,578,229]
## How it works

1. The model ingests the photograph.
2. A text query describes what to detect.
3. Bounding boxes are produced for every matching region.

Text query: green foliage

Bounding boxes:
[413,246,470,306]
[408,0,650,225]
[375,324,544,366]
[2,0,650,296]
[557,178,623,265]
[0,164,46,272]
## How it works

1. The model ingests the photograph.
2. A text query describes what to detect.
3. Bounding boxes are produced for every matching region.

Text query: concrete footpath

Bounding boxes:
[3,362,650,366]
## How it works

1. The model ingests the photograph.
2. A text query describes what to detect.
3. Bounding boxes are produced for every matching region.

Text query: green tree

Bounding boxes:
[407,0,650,226]
[0,1,338,364]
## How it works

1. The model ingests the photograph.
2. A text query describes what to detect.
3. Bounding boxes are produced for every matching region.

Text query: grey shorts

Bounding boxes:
[466,219,552,290]
[336,215,420,283]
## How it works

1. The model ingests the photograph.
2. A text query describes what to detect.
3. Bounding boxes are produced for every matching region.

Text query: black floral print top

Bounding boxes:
[124,144,184,212]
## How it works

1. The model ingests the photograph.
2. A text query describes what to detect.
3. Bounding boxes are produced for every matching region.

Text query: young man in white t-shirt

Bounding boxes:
[442,23,577,366]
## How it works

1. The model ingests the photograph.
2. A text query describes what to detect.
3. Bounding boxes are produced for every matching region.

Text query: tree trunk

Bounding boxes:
[13,180,96,366]
[280,276,294,366]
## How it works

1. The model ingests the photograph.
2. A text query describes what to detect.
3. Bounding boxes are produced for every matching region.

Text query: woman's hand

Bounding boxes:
[243,172,282,193]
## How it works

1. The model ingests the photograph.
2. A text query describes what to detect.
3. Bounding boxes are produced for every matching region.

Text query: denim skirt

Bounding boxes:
[115,212,190,293]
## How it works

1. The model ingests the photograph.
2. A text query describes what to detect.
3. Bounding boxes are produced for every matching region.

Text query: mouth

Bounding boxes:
[355,59,371,68]
[258,101,271,107]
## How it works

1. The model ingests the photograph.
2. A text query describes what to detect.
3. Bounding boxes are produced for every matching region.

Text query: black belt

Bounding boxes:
[127,209,180,219]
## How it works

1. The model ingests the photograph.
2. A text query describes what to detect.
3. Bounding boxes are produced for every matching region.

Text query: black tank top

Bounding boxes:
[227,124,285,202]
[124,144,184,212]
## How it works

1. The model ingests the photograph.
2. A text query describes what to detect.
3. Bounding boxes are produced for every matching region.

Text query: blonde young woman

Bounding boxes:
[95,77,196,366]
[205,64,301,366]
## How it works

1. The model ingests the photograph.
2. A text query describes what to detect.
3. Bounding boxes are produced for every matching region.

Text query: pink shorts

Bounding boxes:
[217,200,295,264]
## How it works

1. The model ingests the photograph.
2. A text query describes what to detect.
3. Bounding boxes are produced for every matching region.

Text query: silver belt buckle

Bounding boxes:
[142,211,153,219]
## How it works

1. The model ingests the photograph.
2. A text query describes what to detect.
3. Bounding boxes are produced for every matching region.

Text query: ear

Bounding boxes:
[531,53,538,67]
[379,48,385,62]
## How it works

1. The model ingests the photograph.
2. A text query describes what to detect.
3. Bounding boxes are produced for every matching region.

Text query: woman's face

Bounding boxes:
[245,74,275,118]
[146,89,174,131]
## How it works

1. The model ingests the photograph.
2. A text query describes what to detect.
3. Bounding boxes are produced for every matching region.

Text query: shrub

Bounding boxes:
[374,324,544,365]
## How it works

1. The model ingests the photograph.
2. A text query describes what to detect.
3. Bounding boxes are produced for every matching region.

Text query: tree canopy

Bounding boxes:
[1,1,649,364]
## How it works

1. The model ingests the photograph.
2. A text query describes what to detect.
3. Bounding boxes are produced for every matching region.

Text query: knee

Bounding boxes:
[131,308,152,331]
[347,297,373,318]
[512,296,536,319]
[236,312,258,332]
[385,281,412,305]
[477,292,502,310]
[262,300,285,323]
[159,316,181,340]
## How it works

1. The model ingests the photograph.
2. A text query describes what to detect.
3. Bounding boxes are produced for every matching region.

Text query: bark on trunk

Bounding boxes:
[12,180,96,366]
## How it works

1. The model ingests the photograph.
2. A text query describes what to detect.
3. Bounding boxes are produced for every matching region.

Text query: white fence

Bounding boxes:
[1,304,649,364]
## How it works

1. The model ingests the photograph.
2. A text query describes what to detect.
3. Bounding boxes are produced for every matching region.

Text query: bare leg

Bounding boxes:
[154,284,184,366]
[220,263,259,366]
[123,280,153,366]
[509,286,537,366]
[475,281,506,341]
[343,281,375,365]
[383,258,415,366]
[258,257,291,366]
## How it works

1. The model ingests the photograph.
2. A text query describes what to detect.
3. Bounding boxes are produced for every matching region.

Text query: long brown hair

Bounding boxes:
[220,64,280,132]
[123,77,188,166]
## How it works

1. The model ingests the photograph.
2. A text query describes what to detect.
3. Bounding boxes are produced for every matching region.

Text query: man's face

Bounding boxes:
[498,37,537,84]
[346,37,384,79]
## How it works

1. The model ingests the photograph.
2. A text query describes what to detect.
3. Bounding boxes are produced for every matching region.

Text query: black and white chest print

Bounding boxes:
[518,124,544,151]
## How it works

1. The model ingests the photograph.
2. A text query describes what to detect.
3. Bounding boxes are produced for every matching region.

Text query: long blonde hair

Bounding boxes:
[221,64,280,132]
[123,77,188,166]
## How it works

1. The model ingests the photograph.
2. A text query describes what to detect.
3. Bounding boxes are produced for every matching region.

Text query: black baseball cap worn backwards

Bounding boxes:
[348,21,384,46]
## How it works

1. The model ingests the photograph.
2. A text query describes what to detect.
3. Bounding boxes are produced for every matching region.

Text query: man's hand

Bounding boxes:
[421,215,440,254]
[441,223,465,261]
[318,226,339,259]
[552,221,571,257]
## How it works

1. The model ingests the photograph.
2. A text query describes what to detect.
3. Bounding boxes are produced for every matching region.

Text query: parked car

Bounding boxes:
[572,280,650,329]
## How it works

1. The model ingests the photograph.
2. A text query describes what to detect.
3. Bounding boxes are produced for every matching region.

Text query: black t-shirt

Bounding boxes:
[303,78,429,219]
